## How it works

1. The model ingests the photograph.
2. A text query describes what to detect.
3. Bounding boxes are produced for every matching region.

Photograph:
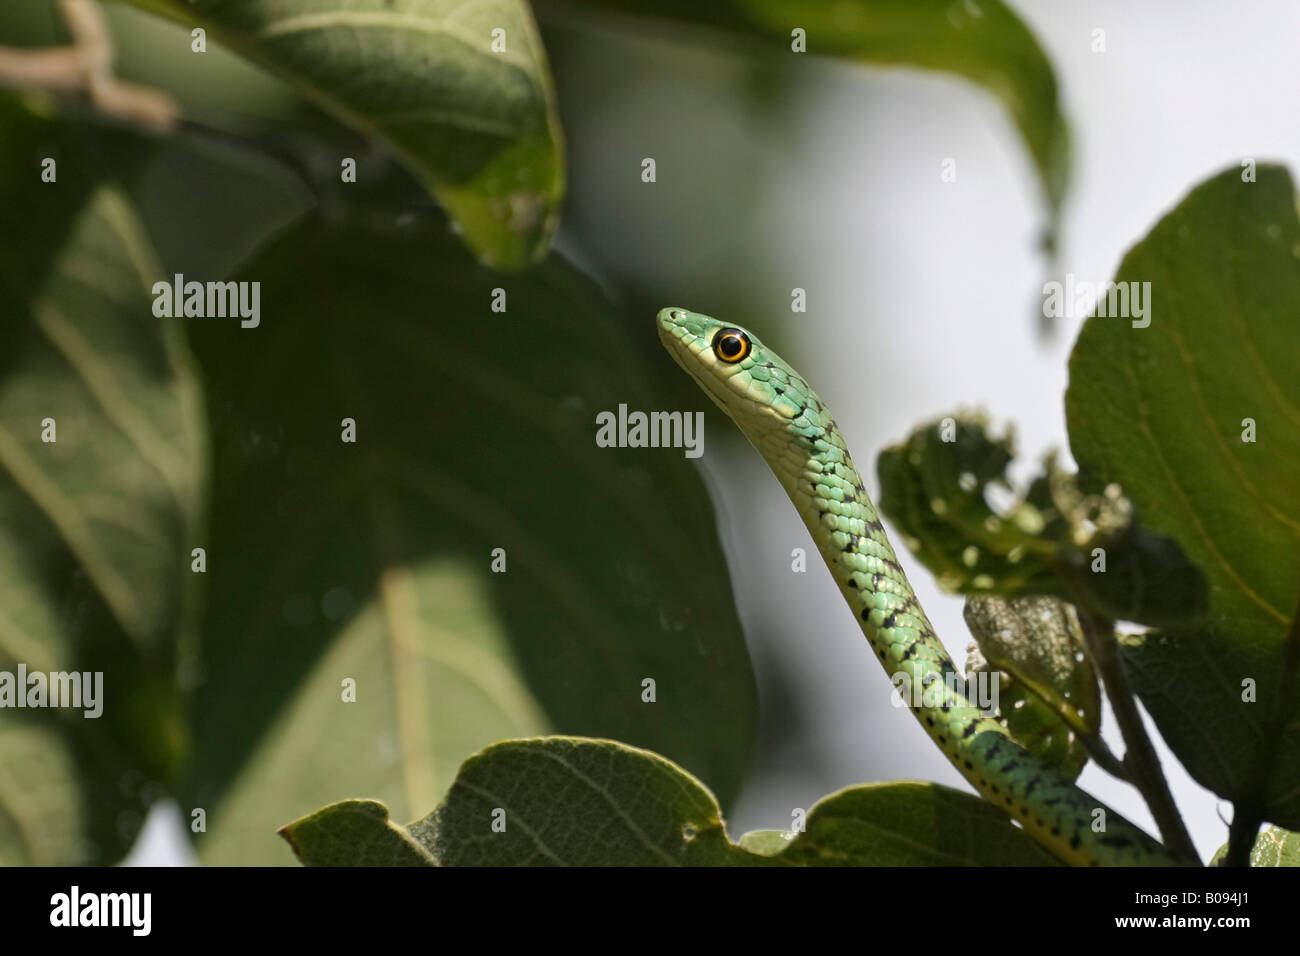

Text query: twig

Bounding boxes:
[1075,607,1201,864]
[1077,730,1129,781]
[1223,804,1261,867]
[0,0,178,130]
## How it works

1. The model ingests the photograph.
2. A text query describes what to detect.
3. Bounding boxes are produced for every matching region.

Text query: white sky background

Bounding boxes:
[125,0,1300,864]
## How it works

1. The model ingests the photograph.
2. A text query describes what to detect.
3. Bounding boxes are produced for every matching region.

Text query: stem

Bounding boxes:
[1223,805,1261,867]
[1078,732,1129,782]
[1076,608,1200,864]
[0,0,179,130]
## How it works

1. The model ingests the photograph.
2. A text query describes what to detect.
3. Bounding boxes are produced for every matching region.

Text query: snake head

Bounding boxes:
[657,307,807,426]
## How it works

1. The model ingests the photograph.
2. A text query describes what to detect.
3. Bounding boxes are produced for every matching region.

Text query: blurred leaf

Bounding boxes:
[279,799,435,865]
[181,214,756,863]
[875,413,1205,626]
[1067,164,1300,829]
[128,0,564,269]
[0,98,204,862]
[558,0,1070,229]
[290,736,1061,865]
[963,595,1097,779]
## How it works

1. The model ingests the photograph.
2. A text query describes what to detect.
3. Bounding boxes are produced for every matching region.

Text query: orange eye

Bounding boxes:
[712,327,751,364]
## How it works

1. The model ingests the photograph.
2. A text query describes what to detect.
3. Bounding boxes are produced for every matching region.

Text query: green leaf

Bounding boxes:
[0,99,204,862]
[279,799,435,865]
[735,828,793,856]
[963,595,1098,779]
[1245,826,1300,866]
[127,0,564,270]
[769,781,1062,866]
[180,215,756,863]
[1210,826,1300,867]
[559,0,1069,232]
[413,737,750,865]
[875,413,1205,625]
[291,736,1060,865]
[1066,164,1300,829]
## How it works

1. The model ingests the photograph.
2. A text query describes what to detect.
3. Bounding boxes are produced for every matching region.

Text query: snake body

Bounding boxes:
[658,307,1181,866]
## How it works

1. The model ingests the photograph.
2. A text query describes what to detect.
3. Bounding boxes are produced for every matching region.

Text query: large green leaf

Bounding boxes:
[181,215,756,863]
[1066,164,1300,829]
[124,0,564,270]
[557,0,1069,230]
[0,99,204,863]
[284,736,1061,865]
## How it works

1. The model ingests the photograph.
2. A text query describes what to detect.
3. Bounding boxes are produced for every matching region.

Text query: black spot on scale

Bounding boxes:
[861,608,871,622]
[962,723,977,739]
[1070,835,1082,849]
[1051,826,1061,837]
[963,760,973,769]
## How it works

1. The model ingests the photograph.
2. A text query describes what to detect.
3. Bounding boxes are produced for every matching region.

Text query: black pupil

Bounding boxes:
[720,335,742,357]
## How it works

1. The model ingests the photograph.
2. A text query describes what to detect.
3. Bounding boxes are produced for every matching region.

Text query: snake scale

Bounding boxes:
[658,307,1183,866]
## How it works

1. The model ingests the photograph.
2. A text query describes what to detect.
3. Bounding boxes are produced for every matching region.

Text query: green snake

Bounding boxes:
[658,307,1184,867]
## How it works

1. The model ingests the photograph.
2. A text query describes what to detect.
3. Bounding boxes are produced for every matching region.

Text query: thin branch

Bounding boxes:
[1223,804,1261,867]
[1077,730,1129,781]
[1076,607,1200,864]
[0,0,178,130]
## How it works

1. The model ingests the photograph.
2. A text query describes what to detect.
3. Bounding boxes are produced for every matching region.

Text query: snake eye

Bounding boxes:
[712,327,751,364]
